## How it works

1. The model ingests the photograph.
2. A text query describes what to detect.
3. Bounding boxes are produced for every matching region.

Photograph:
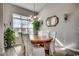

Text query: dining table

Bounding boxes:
[31,35,53,55]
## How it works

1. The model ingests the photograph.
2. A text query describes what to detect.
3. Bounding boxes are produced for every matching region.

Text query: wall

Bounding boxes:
[0,3,5,55]
[3,3,34,27]
[39,3,79,50]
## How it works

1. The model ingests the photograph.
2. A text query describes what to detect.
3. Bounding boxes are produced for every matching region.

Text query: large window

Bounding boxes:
[13,13,33,34]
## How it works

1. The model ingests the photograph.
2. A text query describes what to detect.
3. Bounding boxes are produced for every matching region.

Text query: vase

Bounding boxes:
[33,29,38,35]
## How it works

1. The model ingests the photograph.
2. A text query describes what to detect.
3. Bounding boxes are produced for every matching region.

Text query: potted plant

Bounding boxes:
[32,20,42,35]
[4,27,16,48]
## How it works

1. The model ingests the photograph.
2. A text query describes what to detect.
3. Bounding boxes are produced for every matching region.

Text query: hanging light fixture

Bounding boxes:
[28,3,41,21]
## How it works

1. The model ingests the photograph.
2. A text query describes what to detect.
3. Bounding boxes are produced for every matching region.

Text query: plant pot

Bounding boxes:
[33,30,38,35]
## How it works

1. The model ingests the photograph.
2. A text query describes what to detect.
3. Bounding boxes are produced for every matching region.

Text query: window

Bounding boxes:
[13,13,33,34]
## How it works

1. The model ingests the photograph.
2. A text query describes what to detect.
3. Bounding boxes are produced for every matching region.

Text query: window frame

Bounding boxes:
[12,13,33,34]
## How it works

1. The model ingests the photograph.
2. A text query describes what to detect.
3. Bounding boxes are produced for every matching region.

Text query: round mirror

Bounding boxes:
[46,16,59,27]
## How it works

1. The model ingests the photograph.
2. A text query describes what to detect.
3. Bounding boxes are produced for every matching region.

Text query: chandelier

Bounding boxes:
[28,3,41,21]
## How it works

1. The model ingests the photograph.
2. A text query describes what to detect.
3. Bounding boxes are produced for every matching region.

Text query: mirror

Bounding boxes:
[46,16,59,27]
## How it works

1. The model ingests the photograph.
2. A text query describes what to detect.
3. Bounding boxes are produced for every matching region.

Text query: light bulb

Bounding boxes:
[38,17,41,20]
[28,17,31,19]
[34,16,37,18]
[28,15,32,20]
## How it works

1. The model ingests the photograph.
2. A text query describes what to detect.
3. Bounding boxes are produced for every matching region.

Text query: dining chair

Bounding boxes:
[49,32,56,55]
[22,34,45,56]
[22,34,33,56]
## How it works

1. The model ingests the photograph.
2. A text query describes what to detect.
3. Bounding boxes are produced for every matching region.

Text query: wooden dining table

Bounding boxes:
[31,35,53,55]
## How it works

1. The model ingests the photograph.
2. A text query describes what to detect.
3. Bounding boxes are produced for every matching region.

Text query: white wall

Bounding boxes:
[39,3,79,50]
[0,4,5,55]
[3,3,34,27]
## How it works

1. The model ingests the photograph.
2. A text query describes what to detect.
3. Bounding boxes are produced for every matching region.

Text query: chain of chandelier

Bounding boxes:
[28,3,41,21]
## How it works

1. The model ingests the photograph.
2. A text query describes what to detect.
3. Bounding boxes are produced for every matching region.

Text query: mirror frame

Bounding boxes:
[46,16,59,27]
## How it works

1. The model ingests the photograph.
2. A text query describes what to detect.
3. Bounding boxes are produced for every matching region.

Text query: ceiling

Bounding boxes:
[11,3,47,12]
